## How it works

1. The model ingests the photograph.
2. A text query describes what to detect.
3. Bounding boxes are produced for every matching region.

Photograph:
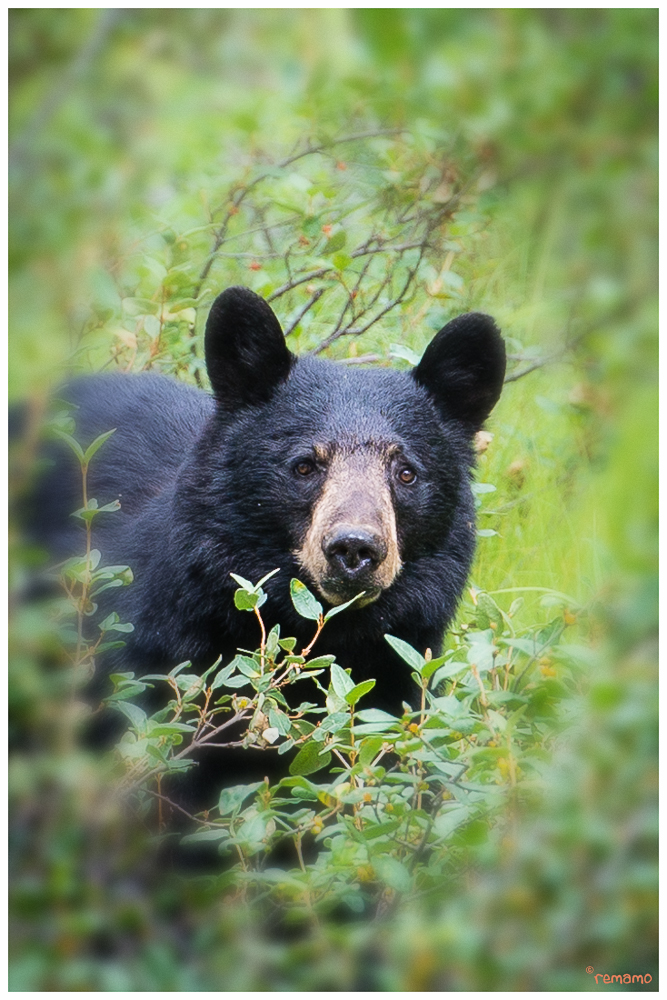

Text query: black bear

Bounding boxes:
[35,286,505,719]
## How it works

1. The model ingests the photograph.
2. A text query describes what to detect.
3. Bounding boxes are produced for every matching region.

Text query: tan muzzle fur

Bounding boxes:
[294,448,402,605]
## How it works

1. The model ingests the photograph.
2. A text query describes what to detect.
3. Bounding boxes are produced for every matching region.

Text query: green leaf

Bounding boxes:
[268,708,292,736]
[200,656,223,682]
[302,216,322,238]
[389,343,421,366]
[175,674,205,697]
[358,735,385,766]
[71,499,97,521]
[332,251,353,271]
[431,661,469,687]
[98,499,122,513]
[123,296,158,316]
[501,637,538,656]
[474,591,504,630]
[87,549,102,571]
[345,678,376,705]
[209,662,237,691]
[305,654,336,670]
[147,722,196,737]
[289,741,332,776]
[356,708,398,724]
[384,634,426,673]
[99,612,120,631]
[430,694,470,719]
[108,671,134,684]
[104,683,147,702]
[52,427,84,462]
[330,663,355,699]
[168,660,192,678]
[254,567,280,589]
[278,774,320,795]
[106,622,134,634]
[181,829,231,845]
[234,589,260,611]
[421,654,448,680]
[229,572,256,591]
[99,612,134,634]
[96,640,128,653]
[218,782,263,816]
[466,630,495,672]
[221,675,251,690]
[266,625,280,657]
[82,428,116,466]
[322,230,346,254]
[230,568,279,595]
[111,700,147,731]
[319,711,350,733]
[323,592,365,620]
[290,579,322,620]
[232,654,261,678]
[373,855,412,893]
[433,805,470,839]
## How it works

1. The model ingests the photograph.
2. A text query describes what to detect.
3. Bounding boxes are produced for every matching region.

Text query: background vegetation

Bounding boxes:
[9,9,657,991]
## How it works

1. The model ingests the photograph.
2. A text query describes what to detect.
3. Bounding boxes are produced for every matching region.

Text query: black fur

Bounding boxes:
[33,287,505,720]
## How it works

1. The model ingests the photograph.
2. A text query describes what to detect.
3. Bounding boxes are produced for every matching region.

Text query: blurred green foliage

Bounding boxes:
[9,9,657,991]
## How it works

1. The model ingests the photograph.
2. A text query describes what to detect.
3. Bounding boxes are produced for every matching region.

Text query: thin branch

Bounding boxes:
[188,710,250,750]
[198,129,408,294]
[283,288,325,337]
[145,789,210,825]
[328,285,357,340]
[312,247,425,354]
[266,266,333,302]
[337,353,383,365]
[248,127,408,184]
[503,325,590,383]
[267,239,428,303]
[504,353,563,383]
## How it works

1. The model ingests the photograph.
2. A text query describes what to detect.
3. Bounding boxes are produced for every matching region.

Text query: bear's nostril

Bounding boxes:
[323,529,387,575]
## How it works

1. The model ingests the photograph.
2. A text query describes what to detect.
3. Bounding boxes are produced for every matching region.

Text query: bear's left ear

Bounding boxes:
[205,286,294,409]
[413,312,506,430]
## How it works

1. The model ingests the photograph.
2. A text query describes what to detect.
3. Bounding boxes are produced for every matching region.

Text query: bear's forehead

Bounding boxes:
[247,360,448,453]
[284,360,431,424]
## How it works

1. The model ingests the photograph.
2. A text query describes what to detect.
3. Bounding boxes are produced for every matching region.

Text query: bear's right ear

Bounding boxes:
[205,287,294,409]
[413,312,506,431]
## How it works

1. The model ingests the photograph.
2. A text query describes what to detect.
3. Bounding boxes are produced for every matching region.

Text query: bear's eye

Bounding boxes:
[397,466,417,485]
[293,458,316,477]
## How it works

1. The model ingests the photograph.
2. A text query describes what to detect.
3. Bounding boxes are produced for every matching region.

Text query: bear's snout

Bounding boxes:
[322,525,388,577]
[294,448,402,606]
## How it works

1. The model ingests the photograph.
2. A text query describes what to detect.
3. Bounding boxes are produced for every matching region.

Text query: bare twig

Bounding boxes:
[283,288,325,337]
[337,353,384,365]
[187,710,250,750]
[504,351,564,383]
[196,129,408,300]
[146,789,212,825]
[312,247,425,353]
[268,240,431,303]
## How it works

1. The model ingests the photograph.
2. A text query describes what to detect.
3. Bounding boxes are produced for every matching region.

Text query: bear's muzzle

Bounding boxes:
[295,447,402,606]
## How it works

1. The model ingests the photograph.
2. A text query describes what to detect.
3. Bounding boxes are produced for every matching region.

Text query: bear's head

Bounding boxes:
[204,286,506,608]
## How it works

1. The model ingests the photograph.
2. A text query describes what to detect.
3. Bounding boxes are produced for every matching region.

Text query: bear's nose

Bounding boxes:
[322,527,387,577]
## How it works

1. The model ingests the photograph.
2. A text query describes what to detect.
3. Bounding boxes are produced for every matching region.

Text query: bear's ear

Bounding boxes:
[413,312,506,430]
[205,287,294,409]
